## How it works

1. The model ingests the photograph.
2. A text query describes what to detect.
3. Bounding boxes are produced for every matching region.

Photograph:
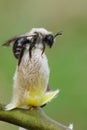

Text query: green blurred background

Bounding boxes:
[0,0,87,130]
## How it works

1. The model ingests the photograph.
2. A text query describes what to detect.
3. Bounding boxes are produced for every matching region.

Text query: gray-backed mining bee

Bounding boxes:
[3,28,62,65]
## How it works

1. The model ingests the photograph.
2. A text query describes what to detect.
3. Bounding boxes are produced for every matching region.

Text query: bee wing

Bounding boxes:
[2,32,36,47]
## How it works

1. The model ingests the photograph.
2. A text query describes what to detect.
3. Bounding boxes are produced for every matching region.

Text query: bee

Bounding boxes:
[3,28,62,65]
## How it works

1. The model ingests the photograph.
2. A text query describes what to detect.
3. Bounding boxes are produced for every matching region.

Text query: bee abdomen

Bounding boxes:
[13,41,22,59]
[13,38,28,59]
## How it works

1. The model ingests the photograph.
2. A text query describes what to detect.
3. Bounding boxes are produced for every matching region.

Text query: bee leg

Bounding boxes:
[41,42,45,55]
[29,46,32,58]
[18,46,26,66]
[29,43,34,58]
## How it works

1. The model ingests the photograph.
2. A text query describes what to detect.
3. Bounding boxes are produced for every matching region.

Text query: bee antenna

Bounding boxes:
[54,30,63,39]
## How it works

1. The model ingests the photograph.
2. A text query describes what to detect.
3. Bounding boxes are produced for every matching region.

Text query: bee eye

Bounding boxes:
[43,34,54,47]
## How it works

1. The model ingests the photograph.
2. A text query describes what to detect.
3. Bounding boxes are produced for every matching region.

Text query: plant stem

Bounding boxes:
[0,103,73,130]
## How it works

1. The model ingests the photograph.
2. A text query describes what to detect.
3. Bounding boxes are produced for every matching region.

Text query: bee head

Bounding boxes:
[43,34,54,48]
